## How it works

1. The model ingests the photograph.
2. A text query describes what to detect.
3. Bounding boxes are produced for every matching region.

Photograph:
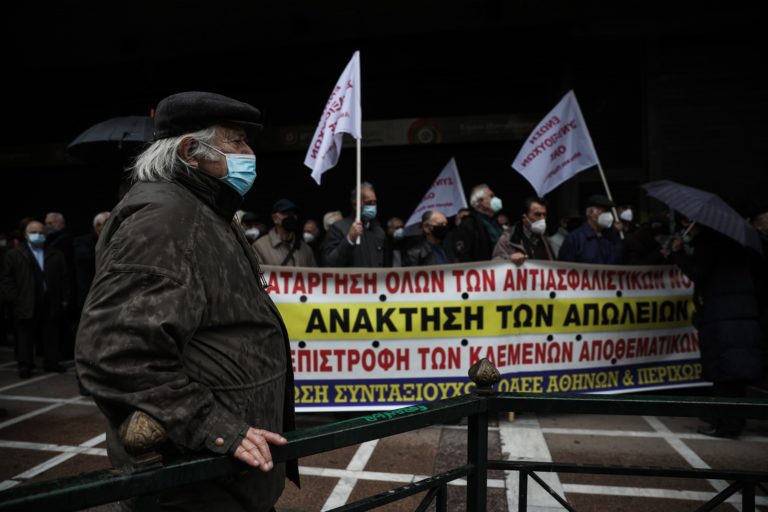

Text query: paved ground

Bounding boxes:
[0,346,766,511]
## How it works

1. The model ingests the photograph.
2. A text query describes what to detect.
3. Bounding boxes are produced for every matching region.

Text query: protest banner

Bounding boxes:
[262,260,701,412]
[404,157,468,228]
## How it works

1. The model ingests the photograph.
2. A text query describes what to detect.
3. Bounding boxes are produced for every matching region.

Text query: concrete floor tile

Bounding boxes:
[364,426,441,474]
[0,447,52,481]
[545,433,712,491]
[276,475,338,512]
[22,454,110,485]
[8,373,80,398]
[538,412,654,431]
[0,404,105,445]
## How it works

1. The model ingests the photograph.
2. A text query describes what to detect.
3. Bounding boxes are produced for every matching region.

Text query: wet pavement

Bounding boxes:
[0,346,767,511]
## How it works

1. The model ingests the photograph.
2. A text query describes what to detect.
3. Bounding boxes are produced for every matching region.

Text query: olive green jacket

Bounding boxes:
[76,170,298,510]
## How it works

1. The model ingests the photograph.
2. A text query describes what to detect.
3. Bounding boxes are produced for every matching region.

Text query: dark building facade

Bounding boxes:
[1,3,765,235]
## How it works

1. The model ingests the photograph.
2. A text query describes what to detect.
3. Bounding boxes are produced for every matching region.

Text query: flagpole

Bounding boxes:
[571,92,624,240]
[594,161,624,240]
[355,137,362,245]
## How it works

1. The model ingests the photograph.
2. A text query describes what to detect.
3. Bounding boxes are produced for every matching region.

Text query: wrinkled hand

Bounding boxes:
[510,252,527,266]
[233,427,287,472]
[347,220,364,243]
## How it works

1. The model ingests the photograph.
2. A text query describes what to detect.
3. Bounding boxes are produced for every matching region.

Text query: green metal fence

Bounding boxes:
[0,390,766,511]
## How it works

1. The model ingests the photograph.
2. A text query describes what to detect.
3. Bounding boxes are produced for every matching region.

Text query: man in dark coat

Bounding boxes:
[1,220,70,377]
[492,196,555,265]
[447,184,504,262]
[403,210,455,266]
[322,182,391,267]
[75,91,298,511]
[669,225,763,437]
[44,212,78,359]
[559,194,624,265]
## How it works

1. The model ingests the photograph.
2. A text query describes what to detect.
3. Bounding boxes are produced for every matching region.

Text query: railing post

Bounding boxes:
[467,409,488,512]
[466,358,499,512]
[742,480,755,512]
[436,483,448,512]
[519,470,528,512]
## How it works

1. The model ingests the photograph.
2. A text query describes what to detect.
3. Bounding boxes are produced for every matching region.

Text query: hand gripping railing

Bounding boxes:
[0,359,766,512]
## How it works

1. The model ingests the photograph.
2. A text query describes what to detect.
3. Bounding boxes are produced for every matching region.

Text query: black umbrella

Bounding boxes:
[67,115,153,163]
[641,179,762,254]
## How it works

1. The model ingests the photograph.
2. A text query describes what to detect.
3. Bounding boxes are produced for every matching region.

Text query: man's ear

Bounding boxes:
[178,137,199,167]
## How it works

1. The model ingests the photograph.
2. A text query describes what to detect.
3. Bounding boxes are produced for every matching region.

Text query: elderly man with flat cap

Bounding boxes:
[558,194,624,265]
[75,91,298,511]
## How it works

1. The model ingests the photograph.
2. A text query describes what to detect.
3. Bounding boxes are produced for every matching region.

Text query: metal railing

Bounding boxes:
[1,389,767,511]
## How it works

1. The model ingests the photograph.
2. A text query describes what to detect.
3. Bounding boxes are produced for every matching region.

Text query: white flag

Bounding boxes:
[405,158,468,228]
[304,51,362,185]
[511,90,599,197]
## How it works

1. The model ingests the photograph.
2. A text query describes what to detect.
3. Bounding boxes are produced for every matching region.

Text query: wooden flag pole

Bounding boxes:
[573,90,624,240]
[594,161,624,240]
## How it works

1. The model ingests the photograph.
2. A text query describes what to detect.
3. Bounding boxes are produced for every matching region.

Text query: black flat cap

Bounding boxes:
[586,194,616,208]
[153,91,263,140]
[272,198,299,214]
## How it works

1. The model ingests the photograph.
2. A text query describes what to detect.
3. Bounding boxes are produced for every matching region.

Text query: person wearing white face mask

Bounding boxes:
[74,91,299,511]
[558,194,624,264]
[493,197,555,266]
[448,183,504,262]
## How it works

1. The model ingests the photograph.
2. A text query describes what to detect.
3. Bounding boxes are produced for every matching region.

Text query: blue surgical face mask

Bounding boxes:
[490,196,503,213]
[28,233,46,246]
[200,142,257,196]
[362,204,377,221]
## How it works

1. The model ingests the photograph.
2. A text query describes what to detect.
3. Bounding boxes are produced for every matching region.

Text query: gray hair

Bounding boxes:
[131,126,222,183]
[469,184,489,208]
[350,182,375,203]
[93,211,111,228]
[46,212,66,226]
[323,210,343,231]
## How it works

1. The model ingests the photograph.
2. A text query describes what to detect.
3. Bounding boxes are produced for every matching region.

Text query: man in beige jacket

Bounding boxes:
[253,199,317,267]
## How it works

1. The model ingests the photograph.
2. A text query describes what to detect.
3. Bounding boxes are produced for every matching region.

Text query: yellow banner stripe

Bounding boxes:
[276,297,694,340]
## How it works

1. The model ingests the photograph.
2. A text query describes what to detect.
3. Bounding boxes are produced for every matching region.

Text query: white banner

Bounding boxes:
[304,51,362,185]
[405,158,468,228]
[511,90,599,197]
[262,261,702,411]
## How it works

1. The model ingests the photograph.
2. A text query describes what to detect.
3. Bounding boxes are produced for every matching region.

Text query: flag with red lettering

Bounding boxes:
[405,158,468,227]
[305,51,362,185]
[511,90,599,197]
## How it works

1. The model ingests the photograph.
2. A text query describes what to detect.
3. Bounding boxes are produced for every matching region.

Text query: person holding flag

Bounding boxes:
[321,182,391,267]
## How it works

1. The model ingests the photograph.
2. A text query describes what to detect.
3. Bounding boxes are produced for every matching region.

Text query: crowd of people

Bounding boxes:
[2,182,768,432]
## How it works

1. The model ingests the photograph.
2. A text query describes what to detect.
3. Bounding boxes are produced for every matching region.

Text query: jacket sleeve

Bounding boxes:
[492,232,524,260]
[558,232,578,262]
[322,223,353,267]
[75,265,248,456]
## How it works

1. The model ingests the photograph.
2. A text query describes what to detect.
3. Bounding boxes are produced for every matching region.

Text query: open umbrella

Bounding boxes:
[67,115,153,163]
[641,179,762,254]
